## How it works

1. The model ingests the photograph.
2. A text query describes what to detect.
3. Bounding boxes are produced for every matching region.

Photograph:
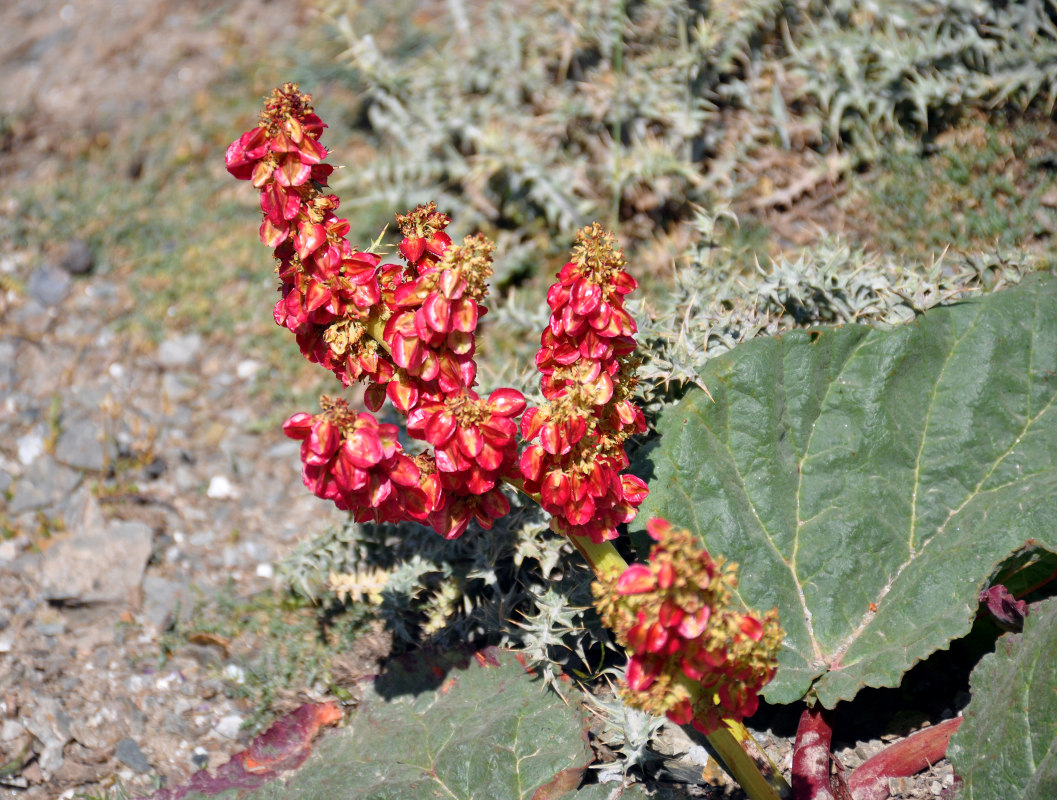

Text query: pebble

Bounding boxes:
[207,475,237,499]
[0,539,17,563]
[158,333,203,368]
[214,714,243,740]
[114,737,152,774]
[23,697,72,779]
[27,265,72,306]
[236,359,262,379]
[39,515,153,605]
[56,238,95,275]
[0,719,23,741]
[9,456,81,515]
[16,429,45,465]
[141,575,193,631]
[54,415,110,471]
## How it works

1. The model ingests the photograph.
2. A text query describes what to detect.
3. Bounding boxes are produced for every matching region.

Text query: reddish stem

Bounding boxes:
[846,717,963,800]
[792,708,835,800]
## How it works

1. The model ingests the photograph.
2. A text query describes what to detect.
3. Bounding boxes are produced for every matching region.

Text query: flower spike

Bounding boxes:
[592,518,783,735]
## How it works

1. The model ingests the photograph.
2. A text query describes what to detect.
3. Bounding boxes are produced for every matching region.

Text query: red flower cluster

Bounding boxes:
[227,85,529,538]
[282,397,437,523]
[519,224,648,543]
[593,518,783,734]
[407,387,526,538]
[226,85,384,390]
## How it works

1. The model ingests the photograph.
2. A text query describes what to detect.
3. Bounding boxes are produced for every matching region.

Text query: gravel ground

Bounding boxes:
[0,1,354,797]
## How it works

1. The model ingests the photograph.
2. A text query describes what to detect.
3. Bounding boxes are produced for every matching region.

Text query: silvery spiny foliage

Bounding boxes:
[785,0,1057,155]
[317,0,786,270]
[587,691,668,776]
[318,0,1057,260]
[278,494,592,650]
[632,207,1040,410]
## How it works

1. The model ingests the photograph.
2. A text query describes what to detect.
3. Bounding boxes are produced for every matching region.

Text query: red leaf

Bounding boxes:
[792,708,835,800]
[146,702,342,800]
[846,717,962,800]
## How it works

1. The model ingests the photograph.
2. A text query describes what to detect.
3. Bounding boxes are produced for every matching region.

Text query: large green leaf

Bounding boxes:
[160,648,592,800]
[636,274,1057,707]
[948,596,1057,800]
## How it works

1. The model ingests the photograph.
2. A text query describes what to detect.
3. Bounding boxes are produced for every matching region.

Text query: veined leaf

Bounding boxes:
[948,596,1057,800]
[636,274,1057,707]
[157,648,591,800]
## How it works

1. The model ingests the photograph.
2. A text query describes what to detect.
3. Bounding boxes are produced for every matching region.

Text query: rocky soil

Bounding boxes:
[0,1,355,797]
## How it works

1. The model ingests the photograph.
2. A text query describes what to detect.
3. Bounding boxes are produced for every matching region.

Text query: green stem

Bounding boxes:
[709,720,789,800]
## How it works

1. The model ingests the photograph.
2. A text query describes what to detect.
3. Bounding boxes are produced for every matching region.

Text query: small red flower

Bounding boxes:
[282,398,430,524]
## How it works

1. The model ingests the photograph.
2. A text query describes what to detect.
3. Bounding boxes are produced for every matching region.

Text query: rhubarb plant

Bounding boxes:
[221,84,1057,800]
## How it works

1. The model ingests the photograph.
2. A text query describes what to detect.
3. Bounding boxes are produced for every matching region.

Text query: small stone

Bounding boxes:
[206,475,237,499]
[35,618,66,637]
[23,697,72,779]
[54,415,110,471]
[143,456,167,479]
[223,664,246,684]
[0,539,18,563]
[9,456,81,514]
[163,712,189,738]
[158,333,202,368]
[114,737,151,774]
[214,714,243,740]
[0,470,12,494]
[931,779,943,795]
[56,239,94,275]
[141,575,192,632]
[236,359,262,379]
[0,720,23,741]
[39,492,152,605]
[255,563,274,579]
[0,637,12,653]
[27,265,71,307]
[16,429,45,465]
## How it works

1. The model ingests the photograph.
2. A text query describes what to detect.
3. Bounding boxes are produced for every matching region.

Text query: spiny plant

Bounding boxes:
[227,84,1057,799]
[314,0,1057,277]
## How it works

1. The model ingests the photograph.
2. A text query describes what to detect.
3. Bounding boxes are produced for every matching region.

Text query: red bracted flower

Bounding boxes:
[429,488,511,540]
[226,84,405,393]
[395,202,452,271]
[592,518,783,735]
[408,388,525,495]
[521,223,648,543]
[282,397,431,524]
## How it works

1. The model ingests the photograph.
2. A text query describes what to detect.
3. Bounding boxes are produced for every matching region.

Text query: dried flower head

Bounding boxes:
[593,518,783,734]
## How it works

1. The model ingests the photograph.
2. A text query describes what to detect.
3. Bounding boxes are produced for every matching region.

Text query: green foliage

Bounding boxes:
[318,0,785,270]
[847,117,1057,255]
[948,596,1057,800]
[636,273,1057,706]
[170,649,593,800]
